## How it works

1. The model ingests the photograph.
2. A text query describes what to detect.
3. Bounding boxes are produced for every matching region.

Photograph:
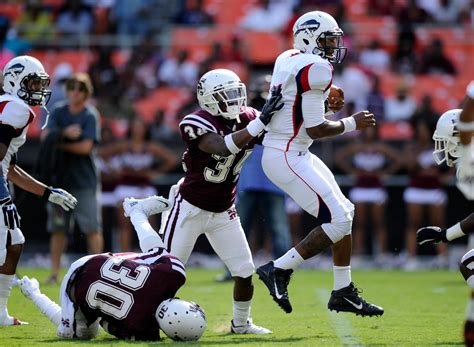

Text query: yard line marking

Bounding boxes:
[316,289,365,347]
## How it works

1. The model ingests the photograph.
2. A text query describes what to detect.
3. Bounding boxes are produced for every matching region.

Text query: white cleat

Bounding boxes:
[230,319,272,335]
[0,315,28,326]
[123,196,171,218]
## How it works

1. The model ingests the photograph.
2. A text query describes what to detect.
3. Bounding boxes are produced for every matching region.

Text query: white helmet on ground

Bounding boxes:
[156,298,207,341]
[2,55,51,106]
[293,11,347,63]
[197,69,246,120]
[433,108,461,167]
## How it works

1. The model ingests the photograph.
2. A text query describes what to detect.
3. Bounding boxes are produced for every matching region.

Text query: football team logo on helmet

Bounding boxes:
[294,19,320,35]
[4,63,25,80]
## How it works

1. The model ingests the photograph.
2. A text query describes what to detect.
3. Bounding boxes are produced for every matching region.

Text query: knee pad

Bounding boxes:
[321,209,354,243]
[229,259,255,278]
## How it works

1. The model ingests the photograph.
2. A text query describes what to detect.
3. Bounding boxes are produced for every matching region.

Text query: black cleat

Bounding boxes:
[328,282,384,317]
[256,261,293,313]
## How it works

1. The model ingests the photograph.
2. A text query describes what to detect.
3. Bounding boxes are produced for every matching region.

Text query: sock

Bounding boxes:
[0,274,13,324]
[333,266,351,290]
[468,277,474,290]
[446,222,465,241]
[274,248,304,270]
[466,298,474,321]
[31,293,62,326]
[233,299,251,326]
[130,210,165,252]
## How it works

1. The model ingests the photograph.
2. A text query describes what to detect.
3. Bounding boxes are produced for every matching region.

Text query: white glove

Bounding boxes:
[44,188,78,211]
[19,276,40,299]
[456,143,474,200]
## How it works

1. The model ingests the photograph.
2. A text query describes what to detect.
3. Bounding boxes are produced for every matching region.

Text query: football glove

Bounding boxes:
[19,276,40,299]
[0,197,21,229]
[416,226,447,245]
[258,85,284,125]
[44,188,77,211]
[456,144,474,200]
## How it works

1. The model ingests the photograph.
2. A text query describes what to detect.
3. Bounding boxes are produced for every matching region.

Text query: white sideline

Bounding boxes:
[316,289,365,347]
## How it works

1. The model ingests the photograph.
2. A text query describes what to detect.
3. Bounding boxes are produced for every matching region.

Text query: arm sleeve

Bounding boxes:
[298,61,333,92]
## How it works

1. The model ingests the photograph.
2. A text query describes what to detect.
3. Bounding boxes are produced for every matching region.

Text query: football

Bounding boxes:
[328,84,345,112]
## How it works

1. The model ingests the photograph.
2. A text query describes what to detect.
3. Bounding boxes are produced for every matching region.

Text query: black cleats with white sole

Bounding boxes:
[256,261,293,313]
[328,282,384,317]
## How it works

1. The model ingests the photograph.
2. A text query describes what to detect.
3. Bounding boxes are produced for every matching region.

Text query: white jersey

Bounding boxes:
[0,94,35,179]
[263,49,333,152]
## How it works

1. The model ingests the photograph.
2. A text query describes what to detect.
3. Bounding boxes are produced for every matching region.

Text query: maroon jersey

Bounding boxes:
[71,249,185,341]
[178,107,261,212]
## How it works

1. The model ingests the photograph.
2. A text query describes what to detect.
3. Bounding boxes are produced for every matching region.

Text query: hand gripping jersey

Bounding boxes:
[0,94,35,194]
[178,107,261,212]
[71,250,185,341]
[263,49,333,152]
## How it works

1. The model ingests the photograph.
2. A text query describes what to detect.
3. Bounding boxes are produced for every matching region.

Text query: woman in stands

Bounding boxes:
[99,118,178,251]
[335,127,401,264]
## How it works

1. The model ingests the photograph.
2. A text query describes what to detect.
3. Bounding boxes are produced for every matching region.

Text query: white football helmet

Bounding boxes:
[293,11,347,63]
[2,55,51,106]
[156,298,207,341]
[197,69,246,120]
[433,109,461,167]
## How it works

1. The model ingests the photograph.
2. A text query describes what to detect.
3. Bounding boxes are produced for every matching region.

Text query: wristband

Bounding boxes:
[340,116,356,134]
[467,81,474,99]
[224,134,240,154]
[42,187,52,202]
[457,121,474,132]
[446,222,465,241]
[246,118,266,137]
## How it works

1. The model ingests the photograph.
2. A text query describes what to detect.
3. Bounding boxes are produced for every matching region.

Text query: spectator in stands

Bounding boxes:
[367,0,394,16]
[410,95,440,131]
[111,0,156,38]
[392,37,419,74]
[402,117,448,270]
[56,0,94,37]
[150,110,180,145]
[418,0,467,24]
[175,0,214,26]
[0,16,31,58]
[158,50,198,89]
[88,46,119,99]
[16,0,54,41]
[365,76,385,121]
[333,58,371,110]
[42,73,103,284]
[359,40,391,73]
[335,127,401,263]
[40,63,73,125]
[99,119,179,251]
[417,38,457,75]
[223,36,247,63]
[239,0,292,32]
[384,82,417,122]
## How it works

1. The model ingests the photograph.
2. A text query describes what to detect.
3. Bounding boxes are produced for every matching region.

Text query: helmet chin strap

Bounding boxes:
[40,104,50,130]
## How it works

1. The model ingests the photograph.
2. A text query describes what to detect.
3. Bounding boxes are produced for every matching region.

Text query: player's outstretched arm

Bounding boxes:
[18,276,62,326]
[417,213,474,244]
[199,85,284,157]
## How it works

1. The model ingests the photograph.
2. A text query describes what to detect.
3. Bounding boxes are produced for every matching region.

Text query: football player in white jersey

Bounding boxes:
[255,11,383,317]
[456,81,474,200]
[0,56,77,326]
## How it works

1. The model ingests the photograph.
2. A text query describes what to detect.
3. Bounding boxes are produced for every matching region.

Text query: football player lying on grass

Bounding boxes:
[18,196,206,341]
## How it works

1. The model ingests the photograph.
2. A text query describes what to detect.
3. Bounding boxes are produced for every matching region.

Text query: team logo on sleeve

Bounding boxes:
[4,63,25,80]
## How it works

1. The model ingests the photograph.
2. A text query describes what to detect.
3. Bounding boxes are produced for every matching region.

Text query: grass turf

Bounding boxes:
[2,268,467,346]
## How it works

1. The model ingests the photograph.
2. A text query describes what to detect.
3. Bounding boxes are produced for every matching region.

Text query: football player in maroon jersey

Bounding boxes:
[18,196,206,341]
[160,69,283,334]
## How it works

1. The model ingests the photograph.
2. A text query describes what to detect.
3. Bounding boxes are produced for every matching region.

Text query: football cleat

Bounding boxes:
[256,261,293,313]
[123,196,171,218]
[0,315,28,326]
[230,319,272,334]
[328,282,384,317]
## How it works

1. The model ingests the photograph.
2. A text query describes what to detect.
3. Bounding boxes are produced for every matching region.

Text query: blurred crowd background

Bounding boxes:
[0,0,473,270]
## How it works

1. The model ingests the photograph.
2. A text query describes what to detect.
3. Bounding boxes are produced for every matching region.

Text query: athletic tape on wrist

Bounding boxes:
[246,118,266,137]
[340,116,356,134]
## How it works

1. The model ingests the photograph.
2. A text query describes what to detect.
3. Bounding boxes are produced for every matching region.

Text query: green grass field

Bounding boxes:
[2,268,468,346]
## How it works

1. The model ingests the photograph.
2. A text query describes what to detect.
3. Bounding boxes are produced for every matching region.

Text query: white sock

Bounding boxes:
[0,274,13,324]
[273,248,304,270]
[30,293,62,326]
[333,266,351,290]
[466,298,474,321]
[130,210,165,252]
[233,299,251,326]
